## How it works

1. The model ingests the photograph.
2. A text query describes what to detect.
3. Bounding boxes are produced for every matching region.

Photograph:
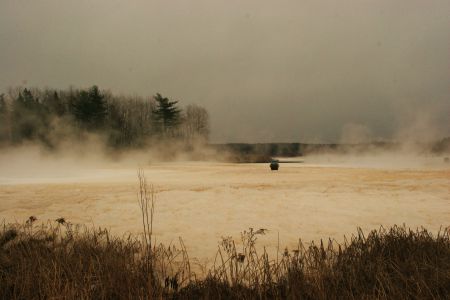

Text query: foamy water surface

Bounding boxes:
[1,155,449,269]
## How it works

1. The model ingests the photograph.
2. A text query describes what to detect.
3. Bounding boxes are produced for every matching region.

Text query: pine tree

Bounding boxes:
[0,94,8,143]
[152,93,181,136]
[43,91,65,116]
[71,85,107,129]
[11,89,44,142]
[0,94,6,115]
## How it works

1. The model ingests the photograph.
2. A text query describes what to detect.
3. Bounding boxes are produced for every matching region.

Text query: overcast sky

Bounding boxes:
[1,0,449,143]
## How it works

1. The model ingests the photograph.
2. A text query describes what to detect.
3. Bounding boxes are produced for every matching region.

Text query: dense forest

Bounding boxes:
[0,86,209,150]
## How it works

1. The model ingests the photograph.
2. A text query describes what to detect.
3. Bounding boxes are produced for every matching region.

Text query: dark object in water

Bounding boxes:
[270,159,279,170]
[444,157,449,163]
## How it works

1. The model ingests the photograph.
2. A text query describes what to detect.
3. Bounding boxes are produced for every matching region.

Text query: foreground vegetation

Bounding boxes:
[1,173,449,299]
[1,221,448,299]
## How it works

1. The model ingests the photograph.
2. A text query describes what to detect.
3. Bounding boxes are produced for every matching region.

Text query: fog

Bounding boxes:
[1,0,449,276]
[1,147,449,271]
[1,0,449,142]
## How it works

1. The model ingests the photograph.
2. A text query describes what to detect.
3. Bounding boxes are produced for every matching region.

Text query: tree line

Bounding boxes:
[0,86,209,149]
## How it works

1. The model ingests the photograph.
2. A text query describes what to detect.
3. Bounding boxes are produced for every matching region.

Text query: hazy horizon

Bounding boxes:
[1,0,449,143]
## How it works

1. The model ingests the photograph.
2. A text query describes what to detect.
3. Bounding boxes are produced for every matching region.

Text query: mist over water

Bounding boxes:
[0,0,449,279]
[1,144,449,269]
[1,0,449,142]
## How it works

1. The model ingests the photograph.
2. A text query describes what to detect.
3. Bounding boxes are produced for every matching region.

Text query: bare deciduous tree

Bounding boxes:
[184,104,210,143]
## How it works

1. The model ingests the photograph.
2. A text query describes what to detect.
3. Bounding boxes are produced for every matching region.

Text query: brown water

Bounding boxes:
[1,156,449,268]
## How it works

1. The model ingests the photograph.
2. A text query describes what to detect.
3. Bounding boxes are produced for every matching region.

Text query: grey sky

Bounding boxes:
[1,0,449,143]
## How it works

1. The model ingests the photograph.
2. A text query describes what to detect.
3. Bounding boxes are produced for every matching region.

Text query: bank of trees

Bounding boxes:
[0,86,209,149]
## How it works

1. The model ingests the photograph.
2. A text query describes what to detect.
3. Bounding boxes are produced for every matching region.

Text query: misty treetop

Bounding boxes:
[153,93,181,136]
[0,86,210,149]
[71,86,107,129]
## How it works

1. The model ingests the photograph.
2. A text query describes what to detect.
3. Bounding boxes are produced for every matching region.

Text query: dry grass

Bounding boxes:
[179,226,450,299]
[0,172,449,299]
[1,223,448,299]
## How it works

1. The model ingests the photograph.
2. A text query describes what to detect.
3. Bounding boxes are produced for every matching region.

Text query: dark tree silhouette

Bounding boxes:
[17,89,39,110]
[71,85,107,129]
[43,91,66,116]
[0,86,210,149]
[0,94,6,115]
[10,89,48,142]
[152,93,181,136]
[0,94,8,142]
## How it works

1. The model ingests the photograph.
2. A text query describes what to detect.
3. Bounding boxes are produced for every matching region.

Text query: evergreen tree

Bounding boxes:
[0,94,6,115]
[43,91,66,116]
[0,94,8,143]
[15,88,39,110]
[71,85,107,129]
[0,86,210,149]
[152,93,181,136]
[11,89,45,142]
